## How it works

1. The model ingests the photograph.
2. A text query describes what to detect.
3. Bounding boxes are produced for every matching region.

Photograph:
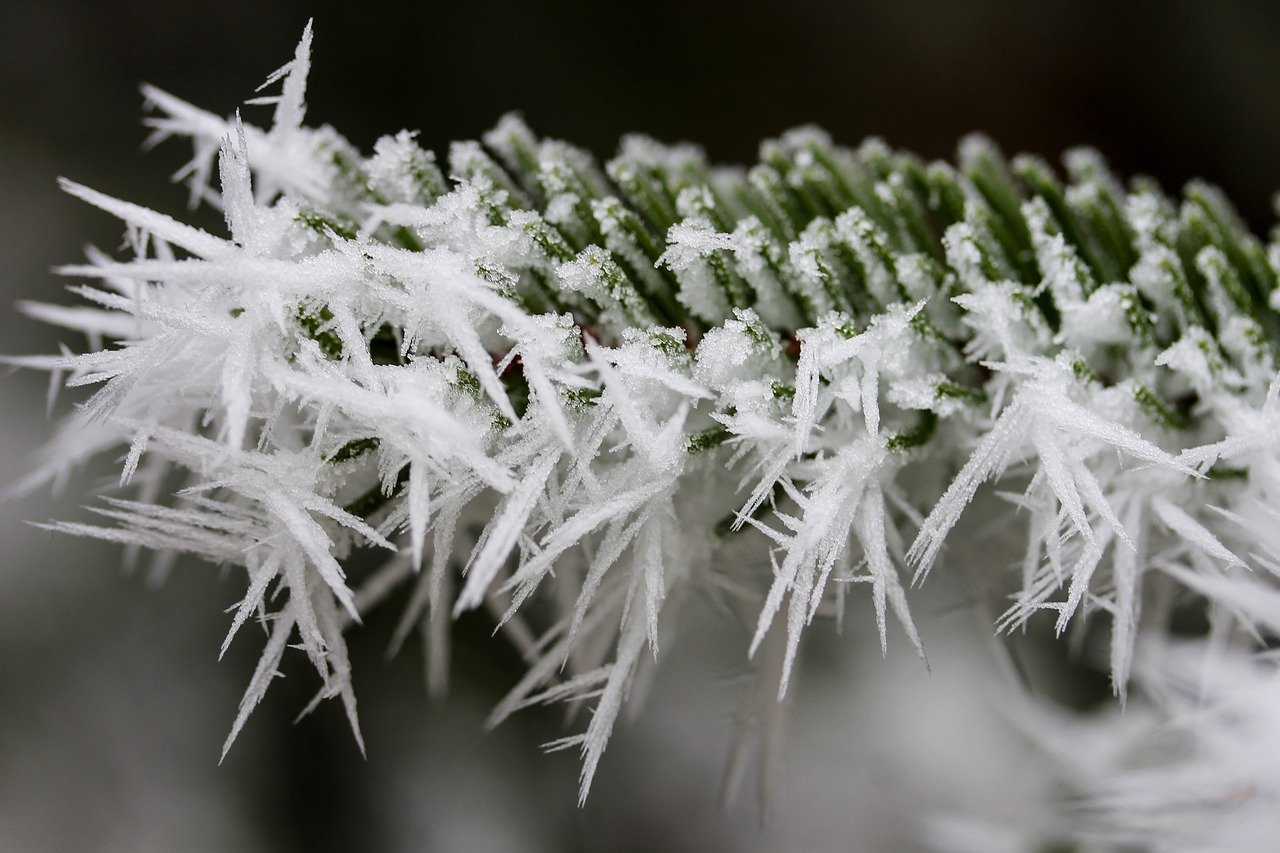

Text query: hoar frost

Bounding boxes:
[16,22,1280,843]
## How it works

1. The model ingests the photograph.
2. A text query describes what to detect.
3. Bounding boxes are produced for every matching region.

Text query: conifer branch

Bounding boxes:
[14,24,1280,841]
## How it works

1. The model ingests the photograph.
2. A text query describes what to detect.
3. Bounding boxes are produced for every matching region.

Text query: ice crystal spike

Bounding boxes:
[15,24,1280,830]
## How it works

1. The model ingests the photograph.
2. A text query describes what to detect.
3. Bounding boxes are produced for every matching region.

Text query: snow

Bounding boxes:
[19,23,1280,836]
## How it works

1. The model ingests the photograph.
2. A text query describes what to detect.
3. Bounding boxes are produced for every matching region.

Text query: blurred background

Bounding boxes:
[2,1,1279,850]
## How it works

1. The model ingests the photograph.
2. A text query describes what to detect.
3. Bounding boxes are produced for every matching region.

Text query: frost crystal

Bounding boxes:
[16,23,1280,832]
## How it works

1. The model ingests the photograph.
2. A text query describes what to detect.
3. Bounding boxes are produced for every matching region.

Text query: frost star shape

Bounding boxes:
[16,23,1280,825]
